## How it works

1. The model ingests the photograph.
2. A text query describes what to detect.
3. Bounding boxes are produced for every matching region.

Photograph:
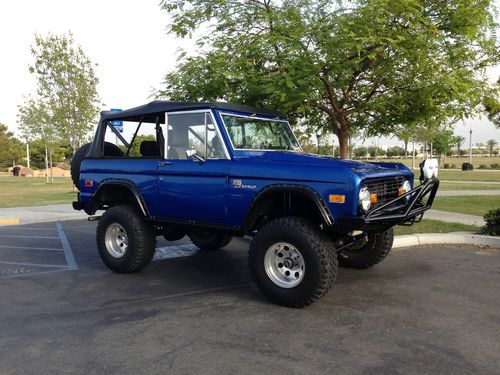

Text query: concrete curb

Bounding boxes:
[0,218,20,225]
[393,232,500,249]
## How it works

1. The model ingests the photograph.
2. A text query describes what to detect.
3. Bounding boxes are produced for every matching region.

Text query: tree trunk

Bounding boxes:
[26,143,30,169]
[315,131,320,154]
[337,129,349,159]
[404,140,408,159]
[411,139,416,169]
[44,146,49,184]
[49,149,54,183]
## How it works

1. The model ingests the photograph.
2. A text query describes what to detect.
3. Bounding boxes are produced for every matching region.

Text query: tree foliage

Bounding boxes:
[432,128,455,162]
[487,139,498,156]
[158,0,499,158]
[0,123,24,168]
[19,33,101,155]
[484,76,500,128]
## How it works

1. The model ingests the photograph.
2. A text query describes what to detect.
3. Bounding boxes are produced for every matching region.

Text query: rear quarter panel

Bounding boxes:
[79,158,160,216]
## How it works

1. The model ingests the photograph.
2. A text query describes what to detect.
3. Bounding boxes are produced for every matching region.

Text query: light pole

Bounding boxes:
[469,127,473,164]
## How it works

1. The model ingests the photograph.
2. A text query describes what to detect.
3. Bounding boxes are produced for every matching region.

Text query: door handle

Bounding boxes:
[158,161,172,167]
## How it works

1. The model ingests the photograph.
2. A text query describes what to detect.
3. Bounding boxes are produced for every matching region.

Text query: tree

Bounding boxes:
[386,145,405,157]
[158,0,499,159]
[486,139,497,157]
[18,97,59,182]
[433,129,455,166]
[27,33,100,156]
[393,127,413,158]
[484,76,500,128]
[454,135,465,156]
[0,123,24,168]
[354,147,369,158]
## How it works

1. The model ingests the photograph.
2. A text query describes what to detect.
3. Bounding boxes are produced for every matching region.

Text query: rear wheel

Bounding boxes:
[248,217,337,307]
[97,205,156,273]
[188,231,232,250]
[338,228,394,269]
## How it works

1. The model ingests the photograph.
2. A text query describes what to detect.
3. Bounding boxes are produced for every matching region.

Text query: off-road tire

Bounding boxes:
[248,217,337,308]
[70,142,92,187]
[188,231,232,250]
[338,228,394,269]
[71,142,124,187]
[97,205,156,273]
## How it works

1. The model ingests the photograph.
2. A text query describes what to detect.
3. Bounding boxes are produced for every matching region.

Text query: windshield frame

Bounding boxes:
[219,112,302,152]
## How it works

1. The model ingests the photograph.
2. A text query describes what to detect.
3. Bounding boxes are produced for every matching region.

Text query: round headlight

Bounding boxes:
[359,187,371,212]
[402,180,411,194]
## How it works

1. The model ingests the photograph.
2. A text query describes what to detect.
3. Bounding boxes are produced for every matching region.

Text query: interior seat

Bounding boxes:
[140,141,160,157]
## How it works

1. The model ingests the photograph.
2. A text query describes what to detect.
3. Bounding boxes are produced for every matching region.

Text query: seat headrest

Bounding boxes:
[140,141,159,157]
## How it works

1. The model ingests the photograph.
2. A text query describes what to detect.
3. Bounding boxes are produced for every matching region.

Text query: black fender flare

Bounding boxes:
[87,179,150,217]
[242,184,334,232]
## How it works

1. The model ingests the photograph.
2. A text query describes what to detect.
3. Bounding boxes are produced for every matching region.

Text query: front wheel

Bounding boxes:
[97,205,156,273]
[248,217,337,308]
[338,228,394,269]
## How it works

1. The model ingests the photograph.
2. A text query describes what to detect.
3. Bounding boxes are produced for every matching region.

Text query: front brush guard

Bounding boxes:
[339,178,440,232]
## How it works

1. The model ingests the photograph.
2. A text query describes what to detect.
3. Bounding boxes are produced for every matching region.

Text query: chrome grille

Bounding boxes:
[362,177,405,210]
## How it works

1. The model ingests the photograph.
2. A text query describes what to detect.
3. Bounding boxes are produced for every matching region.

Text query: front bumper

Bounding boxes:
[339,178,440,231]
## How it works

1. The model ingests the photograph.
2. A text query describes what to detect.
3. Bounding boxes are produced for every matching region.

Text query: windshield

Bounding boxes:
[221,114,301,151]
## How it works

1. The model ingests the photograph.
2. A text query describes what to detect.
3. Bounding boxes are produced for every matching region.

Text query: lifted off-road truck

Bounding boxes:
[72,101,439,307]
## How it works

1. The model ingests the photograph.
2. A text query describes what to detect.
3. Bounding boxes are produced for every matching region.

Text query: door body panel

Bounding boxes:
[157,160,230,225]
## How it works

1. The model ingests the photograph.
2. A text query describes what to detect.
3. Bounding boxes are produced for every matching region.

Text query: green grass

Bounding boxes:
[437,182,500,191]
[431,196,500,217]
[437,170,500,182]
[379,156,500,170]
[0,176,76,208]
[394,219,478,235]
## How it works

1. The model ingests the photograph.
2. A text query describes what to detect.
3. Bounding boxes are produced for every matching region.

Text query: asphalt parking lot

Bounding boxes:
[0,220,499,374]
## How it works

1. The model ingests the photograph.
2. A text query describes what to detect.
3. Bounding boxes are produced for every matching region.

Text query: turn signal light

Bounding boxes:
[370,194,378,204]
[329,195,345,203]
[398,187,404,196]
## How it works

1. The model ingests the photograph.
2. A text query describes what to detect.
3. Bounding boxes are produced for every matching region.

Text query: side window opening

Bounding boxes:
[166,112,226,160]
[103,116,164,158]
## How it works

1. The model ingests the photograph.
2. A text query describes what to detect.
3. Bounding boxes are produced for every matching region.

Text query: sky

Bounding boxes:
[0,0,499,147]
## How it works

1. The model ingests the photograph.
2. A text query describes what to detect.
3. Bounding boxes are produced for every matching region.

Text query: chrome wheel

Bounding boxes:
[104,223,128,258]
[264,242,305,288]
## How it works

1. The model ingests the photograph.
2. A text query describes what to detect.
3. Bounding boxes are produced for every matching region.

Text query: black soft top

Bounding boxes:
[87,101,285,158]
[100,100,285,123]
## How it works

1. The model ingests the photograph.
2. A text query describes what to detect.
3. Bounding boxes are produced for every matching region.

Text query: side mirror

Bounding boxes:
[420,159,438,182]
[186,149,205,162]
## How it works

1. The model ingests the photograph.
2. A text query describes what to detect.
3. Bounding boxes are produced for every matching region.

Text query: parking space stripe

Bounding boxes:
[56,222,78,270]
[0,227,55,231]
[0,235,59,239]
[0,260,70,268]
[0,268,74,280]
[0,245,63,251]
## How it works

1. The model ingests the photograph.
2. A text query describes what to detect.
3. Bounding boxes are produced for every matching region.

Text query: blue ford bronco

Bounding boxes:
[71,101,439,307]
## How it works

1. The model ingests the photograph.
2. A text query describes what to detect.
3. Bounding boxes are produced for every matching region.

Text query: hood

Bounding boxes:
[233,151,412,180]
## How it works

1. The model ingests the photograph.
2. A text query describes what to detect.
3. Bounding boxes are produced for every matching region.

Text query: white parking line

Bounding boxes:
[56,222,78,270]
[0,223,78,280]
[0,235,59,239]
[0,245,63,251]
[0,260,70,268]
[0,227,55,231]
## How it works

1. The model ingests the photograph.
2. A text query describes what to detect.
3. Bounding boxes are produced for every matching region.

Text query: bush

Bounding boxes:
[478,164,488,169]
[491,163,500,169]
[443,163,449,169]
[481,209,500,236]
[451,164,456,169]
